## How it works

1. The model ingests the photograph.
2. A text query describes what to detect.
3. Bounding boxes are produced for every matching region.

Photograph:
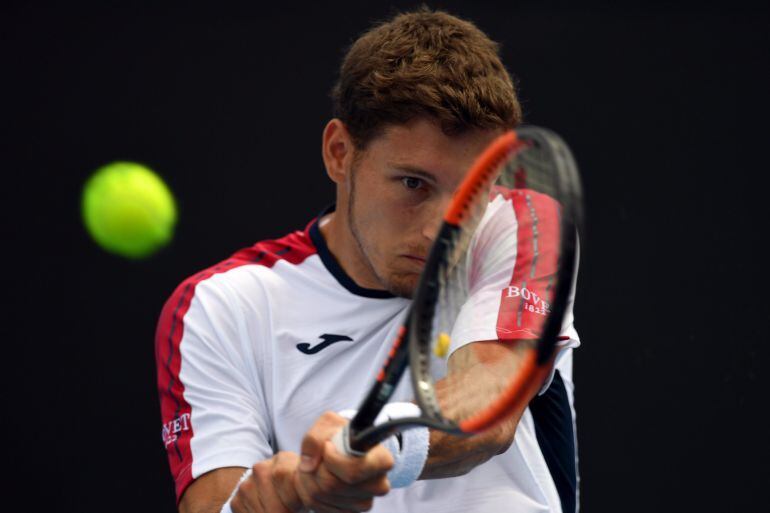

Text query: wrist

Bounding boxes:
[220,468,252,513]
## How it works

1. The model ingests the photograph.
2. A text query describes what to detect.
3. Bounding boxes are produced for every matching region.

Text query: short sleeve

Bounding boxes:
[448,192,580,391]
[155,272,273,503]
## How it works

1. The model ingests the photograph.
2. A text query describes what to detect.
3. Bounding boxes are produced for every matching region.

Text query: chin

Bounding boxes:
[384,272,420,299]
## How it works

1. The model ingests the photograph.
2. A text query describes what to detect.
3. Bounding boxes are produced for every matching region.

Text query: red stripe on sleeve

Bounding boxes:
[495,190,562,340]
[155,227,317,503]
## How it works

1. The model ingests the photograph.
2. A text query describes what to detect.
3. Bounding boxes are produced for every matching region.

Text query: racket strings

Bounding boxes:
[430,136,566,427]
[499,148,555,198]
[402,128,580,435]
[432,205,482,360]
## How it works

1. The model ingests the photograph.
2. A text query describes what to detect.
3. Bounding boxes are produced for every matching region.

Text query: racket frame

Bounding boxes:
[347,126,583,452]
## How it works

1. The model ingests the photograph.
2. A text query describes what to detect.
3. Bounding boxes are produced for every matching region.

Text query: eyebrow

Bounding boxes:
[388,164,439,184]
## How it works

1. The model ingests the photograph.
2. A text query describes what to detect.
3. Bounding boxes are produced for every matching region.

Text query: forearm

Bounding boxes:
[179,467,247,513]
[180,457,307,513]
[418,341,549,480]
[418,372,521,479]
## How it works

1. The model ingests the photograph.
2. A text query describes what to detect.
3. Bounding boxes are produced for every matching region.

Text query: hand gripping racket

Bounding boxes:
[335,125,584,457]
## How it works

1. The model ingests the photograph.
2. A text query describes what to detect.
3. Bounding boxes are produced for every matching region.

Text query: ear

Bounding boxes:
[322,119,356,185]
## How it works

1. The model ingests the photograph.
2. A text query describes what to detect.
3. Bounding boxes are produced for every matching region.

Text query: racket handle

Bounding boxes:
[333,405,429,488]
[332,424,367,457]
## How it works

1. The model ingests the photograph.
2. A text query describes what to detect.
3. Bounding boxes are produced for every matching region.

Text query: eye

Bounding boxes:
[401,177,424,190]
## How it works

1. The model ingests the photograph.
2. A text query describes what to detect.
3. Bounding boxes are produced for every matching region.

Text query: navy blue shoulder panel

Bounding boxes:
[529,370,577,513]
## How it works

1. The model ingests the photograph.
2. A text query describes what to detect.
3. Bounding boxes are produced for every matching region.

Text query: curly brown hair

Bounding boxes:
[332,8,522,149]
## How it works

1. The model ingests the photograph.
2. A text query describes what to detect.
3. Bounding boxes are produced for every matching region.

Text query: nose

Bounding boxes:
[421,194,452,243]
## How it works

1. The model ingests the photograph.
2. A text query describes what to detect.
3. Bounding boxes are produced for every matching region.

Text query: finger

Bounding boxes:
[324,440,395,484]
[251,461,295,513]
[271,452,305,511]
[314,458,391,500]
[300,411,348,473]
[296,470,364,513]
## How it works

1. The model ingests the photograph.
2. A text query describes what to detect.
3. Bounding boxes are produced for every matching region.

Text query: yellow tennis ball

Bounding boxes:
[434,332,451,358]
[82,161,177,259]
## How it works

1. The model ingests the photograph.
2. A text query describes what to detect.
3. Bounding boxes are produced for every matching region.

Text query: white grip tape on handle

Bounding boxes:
[332,423,366,457]
[334,403,429,488]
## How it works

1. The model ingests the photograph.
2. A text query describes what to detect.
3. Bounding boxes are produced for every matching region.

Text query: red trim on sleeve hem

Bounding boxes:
[174,463,194,503]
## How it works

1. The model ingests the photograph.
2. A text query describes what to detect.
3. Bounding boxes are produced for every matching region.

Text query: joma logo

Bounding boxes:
[505,286,551,315]
[162,413,191,447]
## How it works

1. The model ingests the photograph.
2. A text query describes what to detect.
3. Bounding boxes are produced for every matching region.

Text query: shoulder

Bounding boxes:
[157,224,319,330]
[474,188,563,252]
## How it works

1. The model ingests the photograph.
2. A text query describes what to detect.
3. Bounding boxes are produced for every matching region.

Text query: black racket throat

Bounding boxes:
[349,223,463,451]
[407,222,461,426]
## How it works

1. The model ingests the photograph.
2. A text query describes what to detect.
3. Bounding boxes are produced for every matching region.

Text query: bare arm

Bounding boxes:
[179,455,309,513]
[179,446,386,513]
[179,467,246,513]
[420,340,555,480]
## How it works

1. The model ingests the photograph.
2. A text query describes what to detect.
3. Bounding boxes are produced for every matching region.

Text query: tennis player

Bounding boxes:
[156,8,580,513]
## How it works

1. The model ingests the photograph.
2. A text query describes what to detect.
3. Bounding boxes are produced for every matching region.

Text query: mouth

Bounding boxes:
[402,254,427,264]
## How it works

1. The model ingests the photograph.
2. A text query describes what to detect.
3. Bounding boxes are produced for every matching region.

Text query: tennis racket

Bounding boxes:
[336,125,584,454]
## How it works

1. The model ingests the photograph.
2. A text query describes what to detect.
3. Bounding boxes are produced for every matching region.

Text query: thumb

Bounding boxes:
[299,411,345,472]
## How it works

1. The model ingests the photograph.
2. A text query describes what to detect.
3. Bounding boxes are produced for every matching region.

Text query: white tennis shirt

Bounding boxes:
[156,194,580,513]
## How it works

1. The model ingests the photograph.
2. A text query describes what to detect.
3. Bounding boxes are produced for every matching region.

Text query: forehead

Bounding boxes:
[364,118,501,174]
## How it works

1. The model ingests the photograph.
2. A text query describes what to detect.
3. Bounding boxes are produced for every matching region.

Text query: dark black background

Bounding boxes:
[3,2,768,512]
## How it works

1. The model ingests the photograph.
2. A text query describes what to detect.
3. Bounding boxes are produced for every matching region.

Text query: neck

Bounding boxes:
[319,208,384,291]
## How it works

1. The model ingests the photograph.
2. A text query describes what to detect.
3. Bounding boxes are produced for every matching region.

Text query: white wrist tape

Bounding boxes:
[220,467,253,513]
[337,402,429,488]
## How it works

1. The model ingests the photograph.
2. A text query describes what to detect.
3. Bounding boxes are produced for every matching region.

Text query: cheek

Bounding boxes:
[357,203,412,254]
[351,172,438,257]
[355,182,417,230]
[378,201,425,245]
[353,207,419,275]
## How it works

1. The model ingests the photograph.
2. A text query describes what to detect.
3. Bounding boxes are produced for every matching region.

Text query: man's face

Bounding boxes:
[346,118,500,297]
